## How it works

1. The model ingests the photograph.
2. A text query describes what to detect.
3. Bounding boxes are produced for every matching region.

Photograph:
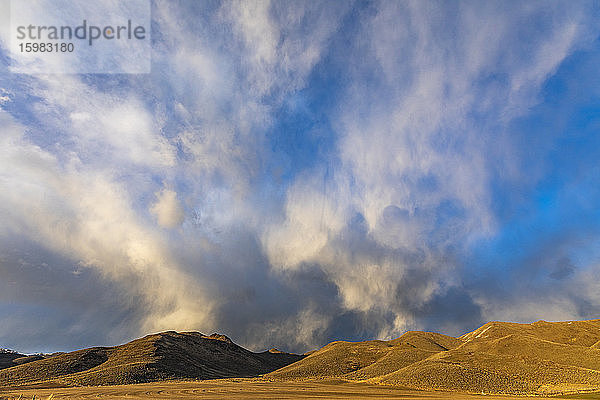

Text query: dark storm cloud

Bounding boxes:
[0,237,148,352]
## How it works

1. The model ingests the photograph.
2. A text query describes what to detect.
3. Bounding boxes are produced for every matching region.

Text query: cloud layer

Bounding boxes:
[0,0,599,353]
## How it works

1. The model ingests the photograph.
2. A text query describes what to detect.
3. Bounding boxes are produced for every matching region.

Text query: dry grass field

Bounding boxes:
[0,378,591,400]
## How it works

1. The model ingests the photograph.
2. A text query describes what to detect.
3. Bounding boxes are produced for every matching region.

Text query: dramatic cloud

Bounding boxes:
[0,0,599,354]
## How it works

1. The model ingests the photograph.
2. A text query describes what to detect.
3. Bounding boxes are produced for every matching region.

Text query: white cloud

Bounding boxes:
[0,111,214,335]
[0,88,12,107]
[31,76,176,169]
[261,0,598,340]
[151,189,185,229]
[262,169,352,269]
[227,0,278,67]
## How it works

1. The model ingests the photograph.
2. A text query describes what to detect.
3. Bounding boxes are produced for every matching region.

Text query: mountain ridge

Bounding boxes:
[2,319,600,396]
[0,331,303,387]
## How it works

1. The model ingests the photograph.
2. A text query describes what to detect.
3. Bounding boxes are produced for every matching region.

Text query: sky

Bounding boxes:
[0,0,600,354]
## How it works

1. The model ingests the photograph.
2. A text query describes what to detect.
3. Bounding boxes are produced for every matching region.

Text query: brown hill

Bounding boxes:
[267,331,460,381]
[460,319,600,346]
[0,331,303,387]
[0,349,44,370]
[266,319,600,396]
[4,320,600,395]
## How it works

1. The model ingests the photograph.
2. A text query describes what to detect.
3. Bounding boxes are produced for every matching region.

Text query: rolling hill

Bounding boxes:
[266,319,600,396]
[3,320,600,396]
[0,332,303,387]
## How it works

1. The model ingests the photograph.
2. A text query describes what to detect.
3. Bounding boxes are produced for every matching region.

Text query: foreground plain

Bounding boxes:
[0,379,592,400]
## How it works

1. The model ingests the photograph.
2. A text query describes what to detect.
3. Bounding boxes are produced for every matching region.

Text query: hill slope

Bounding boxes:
[0,332,303,387]
[0,349,44,371]
[267,319,600,396]
[267,331,461,381]
[460,319,600,346]
[4,320,600,395]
